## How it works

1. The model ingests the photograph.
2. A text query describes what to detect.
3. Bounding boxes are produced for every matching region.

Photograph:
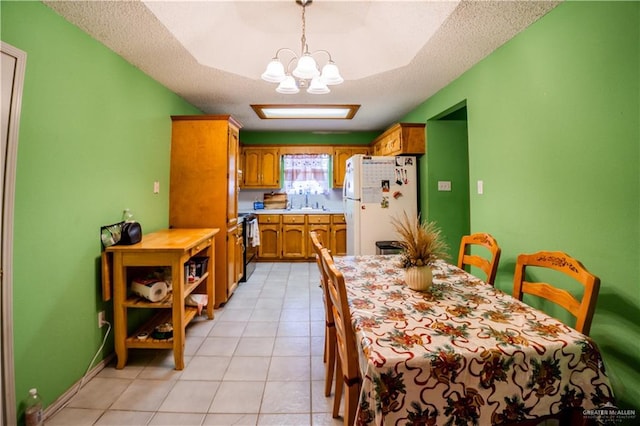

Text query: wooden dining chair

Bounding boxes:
[309,231,336,398]
[457,232,502,285]
[320,248,361,426]
[513,251,601,335]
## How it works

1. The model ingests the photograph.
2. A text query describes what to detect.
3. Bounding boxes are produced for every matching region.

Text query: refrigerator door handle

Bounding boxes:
[342,166,348,199]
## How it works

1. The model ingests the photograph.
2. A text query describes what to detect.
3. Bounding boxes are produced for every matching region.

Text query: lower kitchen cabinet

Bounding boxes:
[282,215,306,259]
[307,224,330,258]
[258,214,281,259]
[307,215,331,259]
[227,226,242,298]
[331,214,347,256]
[235,222,244,283]
[255,213,345,261]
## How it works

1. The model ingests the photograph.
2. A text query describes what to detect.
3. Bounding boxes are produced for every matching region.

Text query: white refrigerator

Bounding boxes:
[343,155,418,255]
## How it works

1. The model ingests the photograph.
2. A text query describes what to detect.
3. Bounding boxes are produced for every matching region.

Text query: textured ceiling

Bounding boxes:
[43,0,560,133]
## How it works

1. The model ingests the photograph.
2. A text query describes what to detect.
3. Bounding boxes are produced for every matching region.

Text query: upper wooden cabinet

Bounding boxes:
[371,123,426,157]
[333,146,370,188]
[227,126,239,224]
[240,124,424,190]
[240,147,280,189]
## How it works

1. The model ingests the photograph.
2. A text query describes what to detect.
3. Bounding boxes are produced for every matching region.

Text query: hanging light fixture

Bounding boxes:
[261,0,343,95]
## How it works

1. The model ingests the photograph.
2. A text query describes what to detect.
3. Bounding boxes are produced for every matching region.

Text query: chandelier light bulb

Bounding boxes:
[293,53,320,80]
[320,61,343,85]
[276,75,300,94]
[307,76,330,94]
[261,59,286,83]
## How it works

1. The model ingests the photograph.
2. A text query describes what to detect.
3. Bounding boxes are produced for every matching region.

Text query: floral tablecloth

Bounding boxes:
[333,255,614,426]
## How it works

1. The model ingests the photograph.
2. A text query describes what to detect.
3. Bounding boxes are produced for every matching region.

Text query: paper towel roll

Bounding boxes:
[131,280,168,302]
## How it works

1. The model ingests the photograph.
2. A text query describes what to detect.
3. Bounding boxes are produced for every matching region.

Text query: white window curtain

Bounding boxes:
[282,154,330,195]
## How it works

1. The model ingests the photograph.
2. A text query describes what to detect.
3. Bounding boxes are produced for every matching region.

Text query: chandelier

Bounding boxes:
[261,0,343,94]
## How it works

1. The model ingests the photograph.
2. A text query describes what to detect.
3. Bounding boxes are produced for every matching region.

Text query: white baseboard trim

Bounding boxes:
[43,353,115,420]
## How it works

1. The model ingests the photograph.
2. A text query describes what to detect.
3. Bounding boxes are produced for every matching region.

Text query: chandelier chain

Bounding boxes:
[300,2,307,54]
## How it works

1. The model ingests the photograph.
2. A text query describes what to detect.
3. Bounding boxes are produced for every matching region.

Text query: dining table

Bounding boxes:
[332,255,615,426]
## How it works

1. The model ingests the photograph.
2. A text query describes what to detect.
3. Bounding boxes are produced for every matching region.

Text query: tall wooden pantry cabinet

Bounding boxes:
[169,115,242,307]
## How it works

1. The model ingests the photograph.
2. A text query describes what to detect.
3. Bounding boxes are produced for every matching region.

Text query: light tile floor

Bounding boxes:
[47,262,344,426]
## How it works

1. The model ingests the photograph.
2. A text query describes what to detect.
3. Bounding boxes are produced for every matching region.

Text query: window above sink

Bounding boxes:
[282,154,331,196]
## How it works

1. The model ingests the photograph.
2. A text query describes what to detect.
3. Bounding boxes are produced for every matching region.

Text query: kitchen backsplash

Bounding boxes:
[239,189,344,212]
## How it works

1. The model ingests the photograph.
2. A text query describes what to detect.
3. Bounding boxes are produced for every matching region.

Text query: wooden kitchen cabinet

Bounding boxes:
[235,222,244,284]
[258,214,281,259]
[107,228,218,370]
[226,226,239,298]
[331,214,347,256]
[306,214,331,258]
[227,125,240,225]
[254,213,343,260]
[170,115,242,307]
[241,147,280,188]
[282,215,306,259]
[371,123,425,156]
[333,146,369,188]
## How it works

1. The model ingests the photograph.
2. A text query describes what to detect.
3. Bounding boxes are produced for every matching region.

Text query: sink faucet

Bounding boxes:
[305,192,309,208]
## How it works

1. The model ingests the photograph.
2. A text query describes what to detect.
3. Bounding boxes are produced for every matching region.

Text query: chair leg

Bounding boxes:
[344,382,360,426]
[323,329,328,363]
[333,362,343,418]
[324,326,336,397]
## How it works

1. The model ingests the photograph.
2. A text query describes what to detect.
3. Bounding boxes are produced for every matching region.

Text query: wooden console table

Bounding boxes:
[106,228,218,370]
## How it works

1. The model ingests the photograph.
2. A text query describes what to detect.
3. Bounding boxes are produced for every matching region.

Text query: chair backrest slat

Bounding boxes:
[457,233,501,285]
[513,250,600,335]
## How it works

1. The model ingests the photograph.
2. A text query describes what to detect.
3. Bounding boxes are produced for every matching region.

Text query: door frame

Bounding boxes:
[1,40,26,426]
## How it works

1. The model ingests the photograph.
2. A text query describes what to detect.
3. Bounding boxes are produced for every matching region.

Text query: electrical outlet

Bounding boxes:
[98,311,107,328]
[437,181,452,191]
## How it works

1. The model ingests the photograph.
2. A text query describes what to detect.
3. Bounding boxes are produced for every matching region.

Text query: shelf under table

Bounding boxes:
[126,307,199,349]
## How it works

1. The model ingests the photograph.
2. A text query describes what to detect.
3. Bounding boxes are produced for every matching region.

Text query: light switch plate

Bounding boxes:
[477,180,484,195]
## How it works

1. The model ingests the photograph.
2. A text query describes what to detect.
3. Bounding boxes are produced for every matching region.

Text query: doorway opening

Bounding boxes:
[422,102,470,259]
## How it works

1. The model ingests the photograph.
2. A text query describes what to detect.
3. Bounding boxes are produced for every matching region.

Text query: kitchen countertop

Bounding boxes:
[241,209,344,215]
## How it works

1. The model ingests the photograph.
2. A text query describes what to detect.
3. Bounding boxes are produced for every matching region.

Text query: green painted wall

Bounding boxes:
[1,1,200,420]
[241,130,377,145]
[403,1,639,412]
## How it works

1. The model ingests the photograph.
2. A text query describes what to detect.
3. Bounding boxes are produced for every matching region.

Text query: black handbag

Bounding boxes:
[120,221,142,245]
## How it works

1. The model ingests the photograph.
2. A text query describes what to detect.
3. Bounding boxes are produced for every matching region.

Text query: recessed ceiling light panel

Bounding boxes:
[251,104,360,120]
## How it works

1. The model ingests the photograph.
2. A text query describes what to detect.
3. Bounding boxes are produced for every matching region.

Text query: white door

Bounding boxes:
[1,41,26,426]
